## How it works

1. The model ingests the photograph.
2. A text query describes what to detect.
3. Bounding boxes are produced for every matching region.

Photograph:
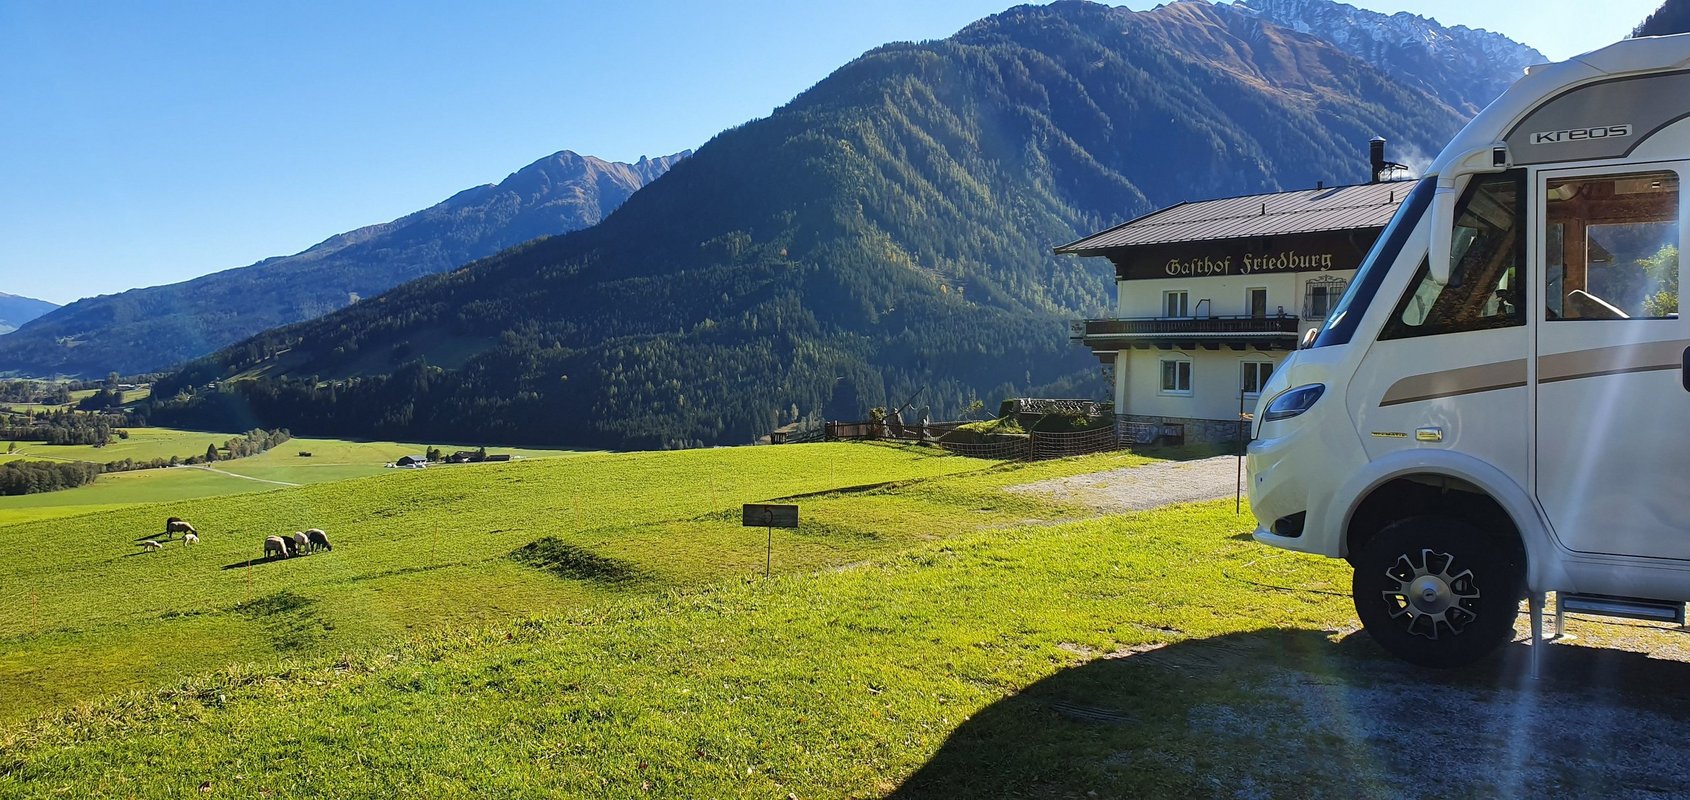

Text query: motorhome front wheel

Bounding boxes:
[1351,517,1524,668]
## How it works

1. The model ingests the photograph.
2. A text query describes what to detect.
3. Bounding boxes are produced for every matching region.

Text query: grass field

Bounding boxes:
[0,495,1363,798]
[9,442,1687,797]
[0,429,593,525]
[0,442,1072,721]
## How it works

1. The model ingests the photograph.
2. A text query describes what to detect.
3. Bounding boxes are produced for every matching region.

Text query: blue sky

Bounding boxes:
[0,0,1665,305]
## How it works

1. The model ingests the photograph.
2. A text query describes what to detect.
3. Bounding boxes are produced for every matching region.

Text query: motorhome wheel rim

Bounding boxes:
[1381,548,1480,640]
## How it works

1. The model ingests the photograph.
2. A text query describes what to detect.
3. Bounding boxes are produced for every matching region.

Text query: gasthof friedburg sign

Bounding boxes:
[1107,231,1373,282]
[1162,250,1337,277]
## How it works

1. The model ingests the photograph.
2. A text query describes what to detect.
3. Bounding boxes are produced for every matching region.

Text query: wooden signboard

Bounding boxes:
[742,503,799,529]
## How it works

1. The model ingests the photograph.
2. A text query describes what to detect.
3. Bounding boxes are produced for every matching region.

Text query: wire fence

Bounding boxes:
[934,437,1032,460]
[1028,426,1123,460]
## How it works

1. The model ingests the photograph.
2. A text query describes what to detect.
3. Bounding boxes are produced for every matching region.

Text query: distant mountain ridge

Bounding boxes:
[0,149,688,377]
[0,293,58,336]
[150,0,1520,449]
[1233,0,1545,117]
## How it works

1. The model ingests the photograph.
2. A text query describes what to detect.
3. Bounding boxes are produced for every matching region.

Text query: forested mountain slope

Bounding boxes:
[1635,0,1690,36]
[153,0,1523,448]
[0,151,686,377]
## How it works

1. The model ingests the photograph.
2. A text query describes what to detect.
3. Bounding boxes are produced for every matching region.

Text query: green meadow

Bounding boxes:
[0,442,1058,722]
[6,441,1683,798]
[0,428,592,524]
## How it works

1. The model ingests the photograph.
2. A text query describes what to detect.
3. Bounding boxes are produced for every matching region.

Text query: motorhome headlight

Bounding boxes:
[1262,384,1325,422]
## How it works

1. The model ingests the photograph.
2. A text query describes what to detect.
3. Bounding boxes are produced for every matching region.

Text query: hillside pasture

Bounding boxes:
[0,442,1050,721]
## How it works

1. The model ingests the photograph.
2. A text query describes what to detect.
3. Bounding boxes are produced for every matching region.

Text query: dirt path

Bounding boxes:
[1005,455,1243,512]
[179,465,300,487]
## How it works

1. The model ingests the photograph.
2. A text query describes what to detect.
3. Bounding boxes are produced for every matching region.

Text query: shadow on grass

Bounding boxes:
[890,627,1690,798]
[508,537,643,585]
[220,555,299,570]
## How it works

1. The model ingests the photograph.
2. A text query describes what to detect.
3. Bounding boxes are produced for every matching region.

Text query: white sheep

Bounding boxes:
[183,532,199,545]
[139,540,162,551]
[291,531,310,555]
[263,535,293,559]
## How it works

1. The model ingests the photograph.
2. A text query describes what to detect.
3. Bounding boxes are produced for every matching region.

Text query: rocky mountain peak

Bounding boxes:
[1231,0,1546,115]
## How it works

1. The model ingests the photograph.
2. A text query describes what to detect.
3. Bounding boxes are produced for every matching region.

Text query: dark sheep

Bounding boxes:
[305,528,332,553]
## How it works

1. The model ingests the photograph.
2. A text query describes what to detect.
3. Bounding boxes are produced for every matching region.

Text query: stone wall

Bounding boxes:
[1118,413,1248,446]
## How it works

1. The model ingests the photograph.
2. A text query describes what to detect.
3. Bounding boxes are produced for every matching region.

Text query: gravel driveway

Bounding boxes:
[1005,454,1244,512]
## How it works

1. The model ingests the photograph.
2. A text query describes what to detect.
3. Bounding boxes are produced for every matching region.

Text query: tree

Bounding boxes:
[425,446,442,462]
[205,444,219,462]
[1642,244,1679,318]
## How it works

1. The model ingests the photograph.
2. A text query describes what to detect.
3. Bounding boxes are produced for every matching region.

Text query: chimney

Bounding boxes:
[1369,136,1407,183]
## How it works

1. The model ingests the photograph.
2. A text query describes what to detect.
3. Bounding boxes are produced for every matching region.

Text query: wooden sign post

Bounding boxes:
[742,503,799,578]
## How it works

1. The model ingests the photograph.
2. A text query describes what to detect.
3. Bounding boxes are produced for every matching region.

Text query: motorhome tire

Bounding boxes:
[1351,517,1523,668]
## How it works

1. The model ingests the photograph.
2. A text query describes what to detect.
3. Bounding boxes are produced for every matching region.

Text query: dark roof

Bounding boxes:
[1055,181,1411,256]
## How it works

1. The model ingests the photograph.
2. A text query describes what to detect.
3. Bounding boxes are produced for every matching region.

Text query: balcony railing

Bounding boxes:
[1072,314,1300,339]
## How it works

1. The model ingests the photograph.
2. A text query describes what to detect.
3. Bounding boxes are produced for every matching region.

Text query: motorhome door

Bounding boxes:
[1535,162,1690,559]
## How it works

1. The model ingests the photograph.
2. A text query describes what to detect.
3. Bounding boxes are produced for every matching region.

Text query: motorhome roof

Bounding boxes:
[1428,33,1690,178]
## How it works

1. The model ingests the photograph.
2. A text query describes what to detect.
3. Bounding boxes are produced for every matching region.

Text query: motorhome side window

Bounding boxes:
[1380,171,1526,340]
[1545,170,1679,320]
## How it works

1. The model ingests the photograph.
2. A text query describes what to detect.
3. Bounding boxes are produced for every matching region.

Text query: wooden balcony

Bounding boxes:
[1071,314,1300,354]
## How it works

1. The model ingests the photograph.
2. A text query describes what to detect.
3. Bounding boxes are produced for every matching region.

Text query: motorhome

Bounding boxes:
[1247,33,1690,668]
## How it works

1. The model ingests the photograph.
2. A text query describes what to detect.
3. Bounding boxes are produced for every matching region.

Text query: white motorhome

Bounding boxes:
[1247,33,1690,668]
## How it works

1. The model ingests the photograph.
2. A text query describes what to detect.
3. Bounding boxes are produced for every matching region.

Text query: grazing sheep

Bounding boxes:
[165,517,197,537]
[183,532,199,545]
[305,528,331,553]
[291,531,310,555]
[139,540,163,551]
[263,535,293,559]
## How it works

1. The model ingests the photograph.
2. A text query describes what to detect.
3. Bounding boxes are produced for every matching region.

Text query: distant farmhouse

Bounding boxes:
[1058,139,1411,443]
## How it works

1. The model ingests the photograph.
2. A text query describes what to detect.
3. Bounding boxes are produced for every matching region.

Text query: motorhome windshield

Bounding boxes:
[1310,177,1435,348]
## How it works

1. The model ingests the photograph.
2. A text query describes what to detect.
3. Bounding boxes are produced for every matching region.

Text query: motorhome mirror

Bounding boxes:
[1426,144,1509,286]
[1428,184,1458,285]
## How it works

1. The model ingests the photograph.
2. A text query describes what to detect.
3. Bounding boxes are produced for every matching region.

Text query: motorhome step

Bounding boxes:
[1558,593,1686,625]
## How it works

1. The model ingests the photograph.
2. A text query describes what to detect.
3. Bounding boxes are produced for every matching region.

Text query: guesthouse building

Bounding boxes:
[1057,140,1410,442]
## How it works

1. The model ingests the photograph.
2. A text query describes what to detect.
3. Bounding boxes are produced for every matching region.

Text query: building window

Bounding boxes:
[1160,358,1192,395]
[1303,277,1348,321]
[1248,288,1268,318]
[1163,290,1190,318]
[1241,361,1274,397]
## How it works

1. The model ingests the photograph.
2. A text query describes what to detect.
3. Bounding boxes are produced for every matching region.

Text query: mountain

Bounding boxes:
[1233,0,1544,118]
[1635,0,1690,36]
[150,0,1516,449]
[0,293,58,336]
[0,150,687,377]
